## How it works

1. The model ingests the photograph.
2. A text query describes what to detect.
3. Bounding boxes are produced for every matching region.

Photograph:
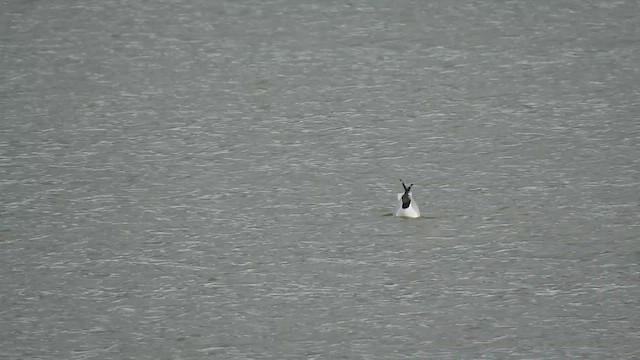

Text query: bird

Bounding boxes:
[394,179,420,218]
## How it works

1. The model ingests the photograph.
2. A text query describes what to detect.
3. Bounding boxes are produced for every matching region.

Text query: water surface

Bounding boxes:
[1,0,639,359]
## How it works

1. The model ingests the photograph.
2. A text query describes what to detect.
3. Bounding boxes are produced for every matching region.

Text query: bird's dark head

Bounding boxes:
[400,179,413,193]
[399,179,414,209]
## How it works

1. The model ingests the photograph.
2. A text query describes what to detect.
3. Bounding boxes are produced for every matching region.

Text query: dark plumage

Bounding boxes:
[401,193,411,209]
[400,179,413,209]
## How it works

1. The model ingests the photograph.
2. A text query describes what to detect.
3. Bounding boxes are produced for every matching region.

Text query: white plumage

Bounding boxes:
[394,180,420,218]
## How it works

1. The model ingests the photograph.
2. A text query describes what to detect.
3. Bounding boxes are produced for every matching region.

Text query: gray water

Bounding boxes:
[2,0,639,359]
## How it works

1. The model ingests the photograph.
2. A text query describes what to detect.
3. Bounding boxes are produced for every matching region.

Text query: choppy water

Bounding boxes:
[2,0,639,359]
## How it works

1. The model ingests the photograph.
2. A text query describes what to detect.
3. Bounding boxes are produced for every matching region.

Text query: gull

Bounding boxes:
[395,179,420,218]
